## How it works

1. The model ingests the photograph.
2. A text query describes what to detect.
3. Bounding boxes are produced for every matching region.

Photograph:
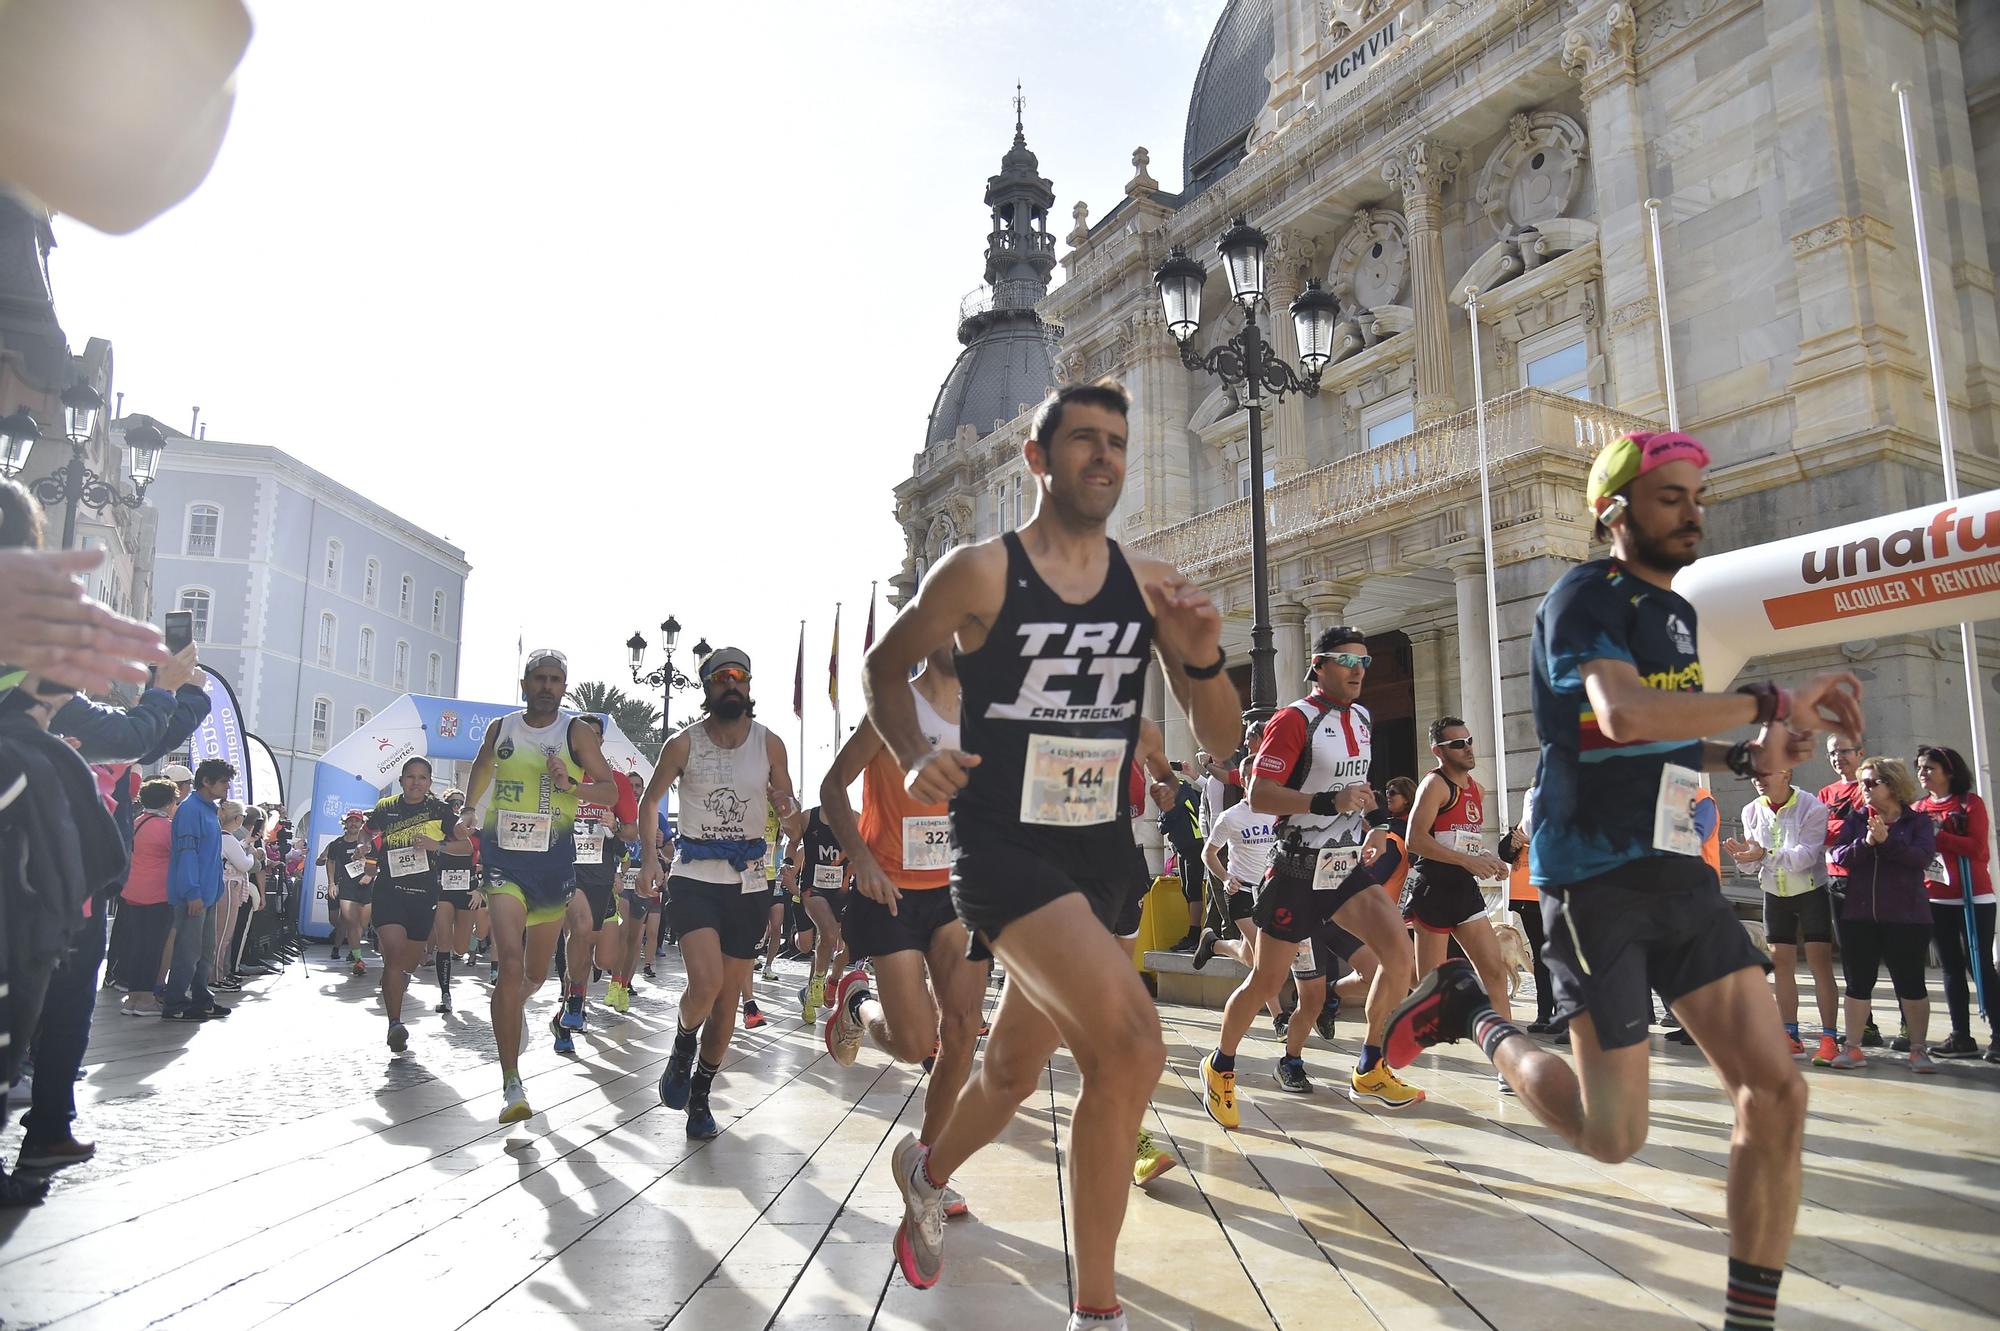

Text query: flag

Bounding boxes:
[828,603,841,707]
[862,581,877,655]
[792,622,805,720]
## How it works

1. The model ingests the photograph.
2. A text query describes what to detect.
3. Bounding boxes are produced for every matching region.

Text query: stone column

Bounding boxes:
[1126,309,1193,532]
[1409,626,1447,738]
[1272,599,1309,703]
[1383,138,1463,425]
[1450,556,1499,831]
[1264,230,1312,480]
[1301,578,1366,650]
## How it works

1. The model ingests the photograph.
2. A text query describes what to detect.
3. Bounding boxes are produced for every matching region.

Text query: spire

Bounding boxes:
[979,87,1056,309]
[1013,81,1025,144]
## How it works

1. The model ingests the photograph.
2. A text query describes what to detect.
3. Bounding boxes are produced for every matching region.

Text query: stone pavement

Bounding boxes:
[1,948,1997,1330]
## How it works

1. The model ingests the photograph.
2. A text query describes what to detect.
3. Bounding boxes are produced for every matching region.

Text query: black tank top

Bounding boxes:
[954,532,1155,857]
[801,807,847,890]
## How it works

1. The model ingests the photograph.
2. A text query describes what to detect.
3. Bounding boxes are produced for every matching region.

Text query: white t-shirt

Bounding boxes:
[1206,800,1278,888]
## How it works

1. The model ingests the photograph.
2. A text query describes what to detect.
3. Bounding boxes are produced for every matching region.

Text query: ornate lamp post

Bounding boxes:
[1155,215,1339,723]
[0,387,168,550]
[627,615,711,737]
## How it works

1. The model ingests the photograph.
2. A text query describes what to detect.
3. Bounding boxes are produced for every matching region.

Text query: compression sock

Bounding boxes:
[1723,1257,1782,1330]
[673,1020,698,1058]
[1472,1007,1524,1060]
[689,1057,720,1102]
[435,953,452,991]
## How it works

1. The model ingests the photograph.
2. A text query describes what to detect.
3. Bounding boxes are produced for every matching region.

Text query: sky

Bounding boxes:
[45,1,1222,796]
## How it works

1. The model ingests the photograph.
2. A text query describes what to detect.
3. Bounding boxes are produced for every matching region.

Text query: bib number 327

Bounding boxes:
[902,815,951,871]
[1021,735,1124,827]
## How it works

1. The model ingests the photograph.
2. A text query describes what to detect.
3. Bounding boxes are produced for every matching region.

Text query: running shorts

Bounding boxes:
[370,880,438,942]
[1762,885,1832,947]
[487,876,571,928]
[843,887,962,962]
[576,876,619,929]
[1252,840,1374,944]
[1402,864,1487,935]
[1224,884,1255,922]
[950,815,1134,962]
[666,875,768,961]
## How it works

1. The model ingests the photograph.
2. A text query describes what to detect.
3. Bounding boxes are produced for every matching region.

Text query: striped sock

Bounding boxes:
[1724,1257,1781,1330]
[1472,1007,1522,1060]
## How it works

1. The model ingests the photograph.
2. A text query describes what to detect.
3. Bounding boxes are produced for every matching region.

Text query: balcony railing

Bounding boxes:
[1133,388,1655,576]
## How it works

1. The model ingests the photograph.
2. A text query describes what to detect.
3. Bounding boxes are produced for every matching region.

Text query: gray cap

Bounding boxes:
[699,646,751,682]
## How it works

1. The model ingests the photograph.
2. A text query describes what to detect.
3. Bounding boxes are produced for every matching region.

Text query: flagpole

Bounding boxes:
[797,618,807,800]
[1643,198,1680,430]
[831,602,843,748]
[1464,286,1511,834]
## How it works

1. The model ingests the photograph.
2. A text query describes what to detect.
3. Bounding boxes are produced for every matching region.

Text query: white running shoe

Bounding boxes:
[1066,1311,1127,1330]
[499,1079,532,1125]
[825,969,868,1067]
[891,1132,945,1288]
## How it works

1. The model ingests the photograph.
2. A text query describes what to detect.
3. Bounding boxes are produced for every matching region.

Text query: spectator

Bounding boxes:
[1724,766,1838,1061]
[211,800,252,990]
[162,759,236,1022]
[1825,757,1937,1073]
[1912,744,2000,1063]
[1818,730,1877,1047]
[163,763,193,801]
[1155,768,1204,950]
[117,780,180,1015]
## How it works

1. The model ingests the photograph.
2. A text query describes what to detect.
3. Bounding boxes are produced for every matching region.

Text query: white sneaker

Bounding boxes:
[1066,1311,1127,1330]
[825,969,867,1067]
[499,1079,532,1125]
[942,1183,970,1219]
[891,1132,945,1289]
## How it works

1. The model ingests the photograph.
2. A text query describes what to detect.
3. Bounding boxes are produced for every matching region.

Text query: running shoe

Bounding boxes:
[1908,1049,1938,1075]
[1272,1011,1290,1037]
[642,964,657,981]
[1191,928,1219,970]
[350,956,366,977]
[1066,1310,1128,1331]
[1200,1051,1240,1129]
[1862,1020,1884,1048]
[1985,1043,2000,1064]
[742,1002,767,1030]
[891,1133,946,1289]
[605,981,630,1015]
[1315,996,1341,1042]
[686,1101,720,1140]
[1930,1031,1979,1059]
[436,991,453,1015]
[801,973,824,1025]
[1275,1056,1313,1094]
[1133,1129,1177,1188]
[488,963,500,983]
[1786,1033,1805,1056]
[550,1012,574,1056]
[761,955,776,979]
[1810,1034,1840,1066]
[1381,958,1485,1068]
[560,994,586,1031]
[660,1047,694,1109]
[1349,1065,1426,1109]
[387,1022,408,1053]
[1825,1046,1866,1070]
[942,1184,970,1219]
[1496,1073,1516,1095]
[499,1079,532,1124]
[826,970,868,1067]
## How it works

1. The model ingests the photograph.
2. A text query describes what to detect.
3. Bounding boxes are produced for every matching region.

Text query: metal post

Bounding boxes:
[659,647,673,738]
[798,617,807,801]
[1464,287,1512,832]
[1643,198,1680,431]
[60,441,84,550]
[1242,315,1276,726]
[1894,80,1998,990]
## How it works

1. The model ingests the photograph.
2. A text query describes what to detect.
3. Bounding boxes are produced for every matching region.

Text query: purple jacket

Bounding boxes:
[1828,806,1936,924]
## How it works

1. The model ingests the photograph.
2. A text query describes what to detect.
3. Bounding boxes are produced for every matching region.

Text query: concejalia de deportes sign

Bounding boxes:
[1676,489,2000,690]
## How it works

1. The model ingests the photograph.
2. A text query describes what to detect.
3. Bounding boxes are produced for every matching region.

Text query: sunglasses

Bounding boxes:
[1317,652,1372,670]
[1437,737,1474,750]
[708,668,750,686]
[525,648,568,670]
[1860,778,1885,790]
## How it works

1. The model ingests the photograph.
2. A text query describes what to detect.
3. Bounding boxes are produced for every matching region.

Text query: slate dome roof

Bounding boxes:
[924,320,1056,448]
[1182,0,1272,195]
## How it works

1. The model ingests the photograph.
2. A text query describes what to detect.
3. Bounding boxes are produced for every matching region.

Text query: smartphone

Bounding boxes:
[164,611,194,655]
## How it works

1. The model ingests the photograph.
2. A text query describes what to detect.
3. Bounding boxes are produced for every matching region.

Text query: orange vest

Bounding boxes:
[857,744,950,891]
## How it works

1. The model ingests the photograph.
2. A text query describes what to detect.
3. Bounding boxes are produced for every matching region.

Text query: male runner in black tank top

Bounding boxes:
[864,381,1241,1331]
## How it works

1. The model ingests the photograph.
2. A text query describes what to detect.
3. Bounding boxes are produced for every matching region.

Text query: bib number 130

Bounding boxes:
[1021,735,1124,827]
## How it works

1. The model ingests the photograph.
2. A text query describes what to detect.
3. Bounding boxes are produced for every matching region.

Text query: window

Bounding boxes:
[431,589,446,632]
[354,706,371,730]
[398,575,414,621]
[317,612,337,667]
[427,652,442,693]
[311,697,331,752]
[323,539,342,588]
[1365,409,1416,449]
[393,640,409,690]
[993,483,1006,535]
[1011,475,1023,527]
[177,588,212,643]
[1522,327,1591,400]
[184,505,220,557]
[363,558,380,605]
[1362,395,1418,491]
[358,627,375,678]
[1236,458,1276,500]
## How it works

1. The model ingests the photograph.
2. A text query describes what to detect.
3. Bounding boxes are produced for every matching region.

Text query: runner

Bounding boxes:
[638,646,804,1141]
[793,804,851,1024]
[1120,718,1181,1186]
[742,805,786,1029]
[615,831,661,993]
[318,810,375,976]
[1380,430,1863,1331]
[463,648,624,1124]
[553,713,639,1053]
[365,757,468,1052]
[1193,747,1288,1029]
[431,788,478,1013]
[1401,716,1517,1087]
[1200,627,1426,1124]
[819,643,988,1211]
[864,380,1240,1328]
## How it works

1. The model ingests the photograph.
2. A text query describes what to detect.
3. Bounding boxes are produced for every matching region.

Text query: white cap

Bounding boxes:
[163,763,194,784]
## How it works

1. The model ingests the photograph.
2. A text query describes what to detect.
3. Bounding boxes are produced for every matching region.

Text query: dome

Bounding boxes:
[1182,0,1272,195]
[924,320,1056,448]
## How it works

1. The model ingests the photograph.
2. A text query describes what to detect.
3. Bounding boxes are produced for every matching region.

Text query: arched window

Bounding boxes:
[393,640,409,690]
[184,504,220,557]
[398,574,414,621]
[176,588,212,643]
[363,558,380,605]
[317,612,337,667]
[431,589,446,632]
[311,697,332,752]
[323,539,343,588]
[358,626,376,678]
[354,706,371,730]
[427,652,442,693]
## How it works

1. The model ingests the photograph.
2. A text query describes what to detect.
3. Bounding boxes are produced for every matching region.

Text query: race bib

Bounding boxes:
[812,863,844,891]
[1020,735,1125,827]
[1454,829,1506,888]
[1652,764,1705,858]
[1290,941,1318,977]
[497,811,552,853]
[902,815,952,871]
[1925,854,1951,885]
[741,863,768,895]
[574,829,604,865]
[441,869,472,892]
[387,846,429,878]
[620,866,639,891]
[343,859,365,879]
[1313,846,1362,891]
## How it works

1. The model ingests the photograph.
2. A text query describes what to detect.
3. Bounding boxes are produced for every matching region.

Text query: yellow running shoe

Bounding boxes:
[605,980,630,1014]
[1349,1064,1426,1110]
[1201,1052,1240,1129]
[1134,1128,1177,1187]
[802,972,823,1024]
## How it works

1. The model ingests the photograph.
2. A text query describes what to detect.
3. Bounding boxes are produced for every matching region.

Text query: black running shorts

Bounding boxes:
[843,887,962,962]
[370,881,437,942]
[1252,841,1374,944]
[1541,856,1769,1050]
[666,875,768,961]
[576,876,618,929]
[1401,865,1487,935]
[621,888,655,919]
[1225,885,1255,922]
[950,816,1132,961]
[1762,886,1832,947]
[1113,852,1151,938]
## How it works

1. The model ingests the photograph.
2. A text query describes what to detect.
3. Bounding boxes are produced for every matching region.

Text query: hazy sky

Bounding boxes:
[47,1,1220,794]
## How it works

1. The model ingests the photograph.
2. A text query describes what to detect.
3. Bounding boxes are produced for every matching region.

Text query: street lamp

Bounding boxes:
[1154,216,1339,724]
[0,386,169,550]
[629,616,710,737]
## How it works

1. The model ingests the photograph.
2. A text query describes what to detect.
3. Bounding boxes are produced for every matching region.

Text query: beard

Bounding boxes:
[1627,519,1702,572]
[706,694,753,721]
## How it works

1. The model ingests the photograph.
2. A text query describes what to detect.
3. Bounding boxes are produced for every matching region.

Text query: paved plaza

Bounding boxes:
[1,952,1996,1331]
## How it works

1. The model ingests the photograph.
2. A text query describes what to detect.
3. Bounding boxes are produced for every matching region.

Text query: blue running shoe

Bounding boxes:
[550,1012,574,1055]
[560,993,586,1031]
[685,1100,720,1140]
[660,1048,693,1109]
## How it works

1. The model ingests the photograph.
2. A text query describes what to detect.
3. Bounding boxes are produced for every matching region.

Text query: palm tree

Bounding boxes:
[566,681,663,761]
[566,681,629,715]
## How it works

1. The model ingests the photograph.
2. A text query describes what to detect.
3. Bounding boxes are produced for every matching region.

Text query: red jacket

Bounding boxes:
[1913,792,1994,904]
